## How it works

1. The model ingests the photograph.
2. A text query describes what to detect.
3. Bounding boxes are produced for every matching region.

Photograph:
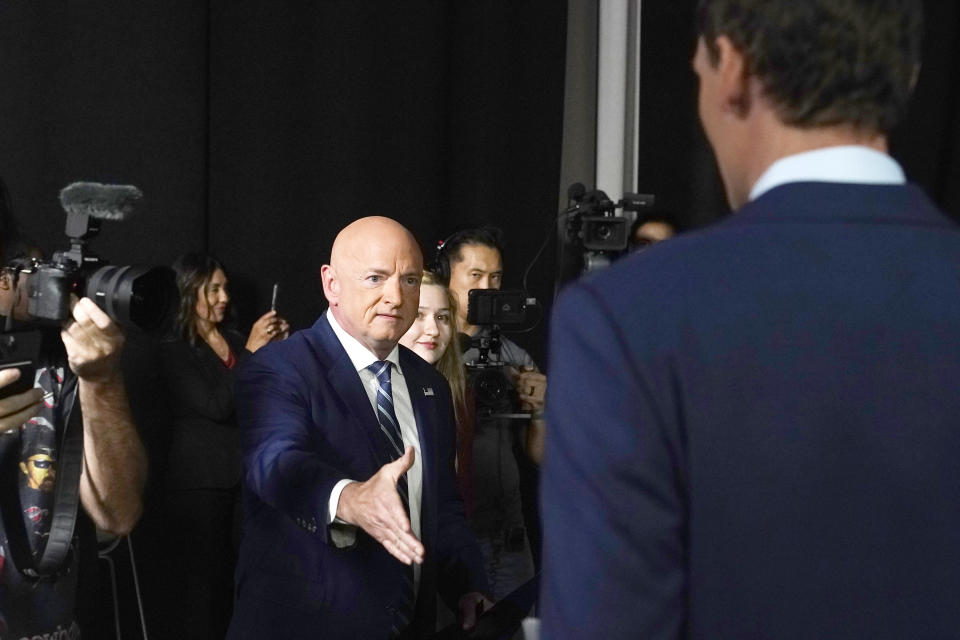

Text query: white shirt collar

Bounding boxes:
[749,145,906,202]
[325,308,402,375]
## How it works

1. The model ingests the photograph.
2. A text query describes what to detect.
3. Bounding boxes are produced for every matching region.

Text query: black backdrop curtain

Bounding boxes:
[0,1,567,361]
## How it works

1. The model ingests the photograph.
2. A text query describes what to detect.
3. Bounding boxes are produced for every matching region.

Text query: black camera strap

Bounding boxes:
[0,374,82,578]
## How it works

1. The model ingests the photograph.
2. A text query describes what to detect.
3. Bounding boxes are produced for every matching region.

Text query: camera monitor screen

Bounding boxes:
[466,289,526,327]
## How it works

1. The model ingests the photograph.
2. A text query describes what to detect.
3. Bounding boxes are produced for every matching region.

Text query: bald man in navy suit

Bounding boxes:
[541,1,960,638]
[228,217,489,639]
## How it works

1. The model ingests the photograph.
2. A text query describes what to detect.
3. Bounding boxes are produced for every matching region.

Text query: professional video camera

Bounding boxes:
[554,183,655,290]
[0,181,177,397]
[464,288,535,419]
[24,182,177,331]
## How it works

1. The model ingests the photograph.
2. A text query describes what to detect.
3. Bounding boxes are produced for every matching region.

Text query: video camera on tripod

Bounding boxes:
[464,288,536,420]
[565,183,655,270]
[554,182,655,291]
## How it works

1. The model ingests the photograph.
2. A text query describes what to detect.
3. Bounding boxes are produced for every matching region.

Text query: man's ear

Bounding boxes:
[320,264,339,306]
[714,35,752,117]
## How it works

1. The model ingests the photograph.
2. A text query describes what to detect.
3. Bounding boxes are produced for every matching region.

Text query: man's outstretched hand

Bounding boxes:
[337,446,425,565]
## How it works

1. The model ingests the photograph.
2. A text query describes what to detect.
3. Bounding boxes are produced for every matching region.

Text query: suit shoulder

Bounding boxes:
[571,221,745,305]
[552,228,736,347]
[398,345,445,385]
[239,327,323,379]
[398,344,423,370]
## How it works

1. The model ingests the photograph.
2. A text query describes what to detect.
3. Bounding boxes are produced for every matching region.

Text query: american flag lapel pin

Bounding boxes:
[423,387,434,397]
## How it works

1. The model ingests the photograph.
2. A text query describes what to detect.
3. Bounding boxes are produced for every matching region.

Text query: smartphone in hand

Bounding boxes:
[0,331,41,399]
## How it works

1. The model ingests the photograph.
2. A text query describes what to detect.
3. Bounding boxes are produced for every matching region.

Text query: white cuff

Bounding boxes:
[328,478,356,524]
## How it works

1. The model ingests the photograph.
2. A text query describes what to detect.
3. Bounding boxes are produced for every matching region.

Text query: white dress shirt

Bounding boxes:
[324,309,423,588]
[749,145,906,201]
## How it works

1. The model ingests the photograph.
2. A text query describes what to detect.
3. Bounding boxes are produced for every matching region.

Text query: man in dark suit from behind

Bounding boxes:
[541,1,960,638]
[228,216,489,639]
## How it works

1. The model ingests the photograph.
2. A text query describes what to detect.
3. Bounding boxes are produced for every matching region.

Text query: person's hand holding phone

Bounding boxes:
[244,283,290,352]
[0,368,43,433]
[245,310,290,353]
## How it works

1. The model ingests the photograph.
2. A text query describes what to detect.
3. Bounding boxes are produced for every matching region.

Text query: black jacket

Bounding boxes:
[160,329,250,490]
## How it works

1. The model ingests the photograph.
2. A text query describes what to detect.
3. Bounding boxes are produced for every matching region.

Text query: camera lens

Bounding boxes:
[84,265,178,334]
[595,224,613,240]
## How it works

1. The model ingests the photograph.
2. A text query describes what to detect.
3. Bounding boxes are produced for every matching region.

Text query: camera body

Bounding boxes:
[464,289,531,418]
[580,214,630,252]
[27,253,175,335]
[557,185,656,285]
[18,183,176,335]
[466,289,527,327]
[0,183,176,398]
[566,189,656,253]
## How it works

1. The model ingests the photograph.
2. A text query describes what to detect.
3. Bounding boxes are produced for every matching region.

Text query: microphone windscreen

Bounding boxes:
[59,182,143,221]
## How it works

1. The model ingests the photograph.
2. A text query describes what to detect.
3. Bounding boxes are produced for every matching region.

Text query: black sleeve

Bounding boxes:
[159,337,237,423]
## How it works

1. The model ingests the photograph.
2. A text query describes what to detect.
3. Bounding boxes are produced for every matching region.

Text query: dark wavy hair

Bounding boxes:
[171,253,227,345]
[432,225,505,285]
[696,0,923,133]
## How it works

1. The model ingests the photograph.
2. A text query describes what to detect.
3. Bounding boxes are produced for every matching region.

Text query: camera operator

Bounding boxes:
[630,215,675,251]
[435,226,545,602]
[0,264,147,637]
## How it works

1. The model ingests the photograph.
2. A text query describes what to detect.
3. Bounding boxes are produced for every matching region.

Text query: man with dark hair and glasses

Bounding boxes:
[435,226,545,605]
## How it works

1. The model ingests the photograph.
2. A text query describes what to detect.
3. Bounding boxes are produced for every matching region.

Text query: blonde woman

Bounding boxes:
[399,271,474,511]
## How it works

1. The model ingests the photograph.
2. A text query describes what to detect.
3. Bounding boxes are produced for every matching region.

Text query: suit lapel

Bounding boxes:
[401,350,435,531]
[306,318,441,532]
[308,316,394,468]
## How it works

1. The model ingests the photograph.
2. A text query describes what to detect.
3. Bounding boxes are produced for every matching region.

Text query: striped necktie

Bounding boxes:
[367,360,409,511]
[367,360,414,635]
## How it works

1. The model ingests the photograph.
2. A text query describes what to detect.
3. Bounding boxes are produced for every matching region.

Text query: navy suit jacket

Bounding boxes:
[541,182,960,639]
[228,315,486,639]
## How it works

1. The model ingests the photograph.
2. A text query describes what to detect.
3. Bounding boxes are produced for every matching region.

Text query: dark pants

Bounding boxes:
[476,527,535,603]
[165,486,242,640]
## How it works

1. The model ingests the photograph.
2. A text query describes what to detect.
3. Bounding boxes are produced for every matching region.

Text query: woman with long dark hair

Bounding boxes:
[160,253,288,639]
